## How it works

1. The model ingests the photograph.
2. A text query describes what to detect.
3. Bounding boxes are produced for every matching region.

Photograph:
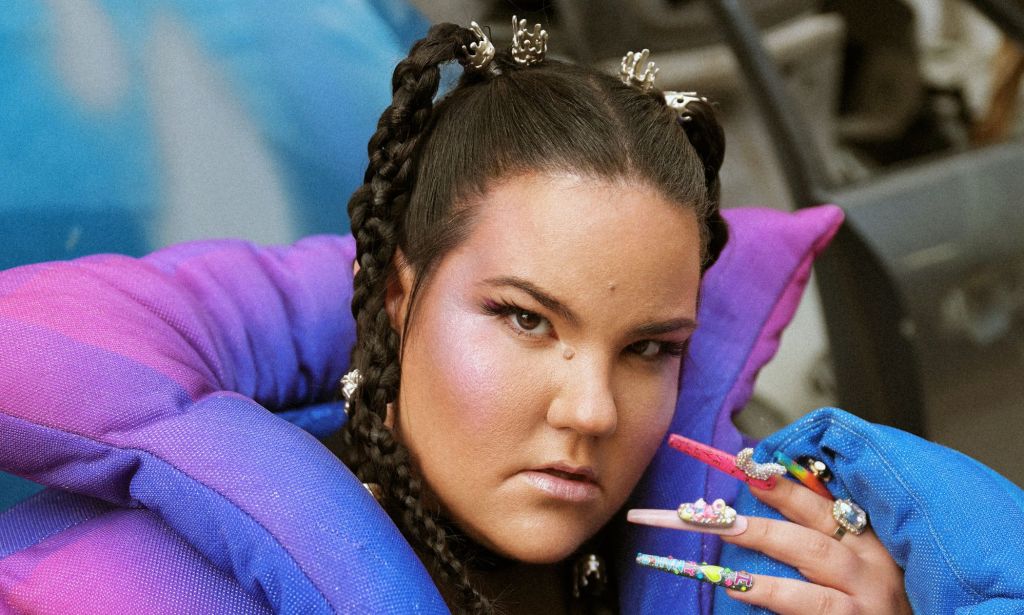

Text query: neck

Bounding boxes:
[415,541,571,614]
[402,503,609,613]
[471,560,572,615]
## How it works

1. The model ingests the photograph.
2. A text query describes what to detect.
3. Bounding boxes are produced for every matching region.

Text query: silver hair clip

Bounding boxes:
[340,368,362,417]
[664,91,710,122]
[511,16,547,66]
[461,21,495,71]
[620,49,659,92]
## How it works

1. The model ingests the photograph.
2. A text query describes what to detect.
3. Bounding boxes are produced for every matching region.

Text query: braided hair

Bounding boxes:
[326,22,728,615]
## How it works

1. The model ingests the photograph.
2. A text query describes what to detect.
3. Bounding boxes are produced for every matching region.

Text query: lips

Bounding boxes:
[520,462,601,502]
[543,469,590,481]
[536,463,598,483]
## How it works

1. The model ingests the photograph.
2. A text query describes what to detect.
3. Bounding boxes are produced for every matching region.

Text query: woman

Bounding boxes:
[326,19,911,614]
[1,16,1021,615]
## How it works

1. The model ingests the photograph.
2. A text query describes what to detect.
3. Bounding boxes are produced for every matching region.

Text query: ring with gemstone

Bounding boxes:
[831,498,868,540]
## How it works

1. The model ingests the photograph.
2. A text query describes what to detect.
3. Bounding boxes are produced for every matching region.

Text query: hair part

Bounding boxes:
[404,50,724,281]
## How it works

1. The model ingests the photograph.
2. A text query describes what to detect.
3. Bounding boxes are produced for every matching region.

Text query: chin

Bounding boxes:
[502,541,581,565]
[496,545,581,565]
[474,514,602,565]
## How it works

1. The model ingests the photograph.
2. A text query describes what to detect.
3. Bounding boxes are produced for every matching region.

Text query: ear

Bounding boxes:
[384,249,415,338]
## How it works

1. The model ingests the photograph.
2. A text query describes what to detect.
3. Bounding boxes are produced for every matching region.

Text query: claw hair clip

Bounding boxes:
[619,49,658,92]
[460,21,495,71]
[510,16,547,66]
[667,434,782,490]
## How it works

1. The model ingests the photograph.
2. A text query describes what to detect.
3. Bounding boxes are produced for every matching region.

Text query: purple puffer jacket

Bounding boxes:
[0,206,843,613]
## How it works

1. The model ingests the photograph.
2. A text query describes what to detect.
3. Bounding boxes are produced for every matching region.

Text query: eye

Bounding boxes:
[513,310,544,332]
[627,340,687,360]
[628,340,661,358]
[507,307,552,337]
[482,300,553,339]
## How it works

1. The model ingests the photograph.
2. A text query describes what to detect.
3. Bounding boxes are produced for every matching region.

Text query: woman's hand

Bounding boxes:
[723,478,911,614]
[630,477,913,614]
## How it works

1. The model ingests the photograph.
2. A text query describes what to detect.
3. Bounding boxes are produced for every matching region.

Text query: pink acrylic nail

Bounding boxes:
[667,433,778,490]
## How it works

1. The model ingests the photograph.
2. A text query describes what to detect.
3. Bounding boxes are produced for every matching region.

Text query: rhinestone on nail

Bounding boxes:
[735,448,787,481]
[677,498,737,528]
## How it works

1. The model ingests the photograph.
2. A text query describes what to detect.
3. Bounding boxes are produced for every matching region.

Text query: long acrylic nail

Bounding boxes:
[667,434,778,490]
[773,450,833,499]
[635,553,754,592]
[627,505,748,536]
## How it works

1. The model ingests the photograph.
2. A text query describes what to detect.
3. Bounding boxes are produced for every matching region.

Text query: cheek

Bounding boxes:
[613,366,680,472]
[434,322,508,432]
[403,297,541,441]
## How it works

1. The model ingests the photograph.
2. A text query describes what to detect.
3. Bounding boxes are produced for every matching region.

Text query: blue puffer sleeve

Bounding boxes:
[715,407,1024,614]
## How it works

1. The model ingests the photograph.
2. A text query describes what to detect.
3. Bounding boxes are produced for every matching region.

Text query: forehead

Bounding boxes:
[453,172,702,317]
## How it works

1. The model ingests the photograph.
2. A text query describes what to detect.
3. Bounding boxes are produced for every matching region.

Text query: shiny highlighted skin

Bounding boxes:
[635,553,754,591]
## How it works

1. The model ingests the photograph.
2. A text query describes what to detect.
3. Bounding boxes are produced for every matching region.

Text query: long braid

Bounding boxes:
[677,99,729,270]
[331,23,494,614]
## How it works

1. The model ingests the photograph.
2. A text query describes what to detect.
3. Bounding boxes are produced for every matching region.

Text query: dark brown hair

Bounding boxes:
[326,21,727,614]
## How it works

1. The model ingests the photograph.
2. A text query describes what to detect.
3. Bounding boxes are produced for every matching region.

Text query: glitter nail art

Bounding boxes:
[635,553,754,592]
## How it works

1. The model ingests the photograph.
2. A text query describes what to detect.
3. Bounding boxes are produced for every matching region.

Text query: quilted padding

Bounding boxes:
[0,205,844,613]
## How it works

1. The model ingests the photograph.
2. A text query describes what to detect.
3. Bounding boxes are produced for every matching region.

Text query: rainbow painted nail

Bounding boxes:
[635,553,754,592]
[773,450,833,499]
[667,434,778,490]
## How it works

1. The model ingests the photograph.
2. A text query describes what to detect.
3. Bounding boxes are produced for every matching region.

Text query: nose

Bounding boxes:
[546,356,618,438]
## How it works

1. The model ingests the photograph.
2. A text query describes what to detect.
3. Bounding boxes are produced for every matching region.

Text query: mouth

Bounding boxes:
[537,464,598,483]
[520,463,601,503]
[542,469,590,481]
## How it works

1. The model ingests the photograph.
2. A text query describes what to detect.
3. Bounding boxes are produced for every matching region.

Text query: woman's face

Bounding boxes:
[389,171,702,563]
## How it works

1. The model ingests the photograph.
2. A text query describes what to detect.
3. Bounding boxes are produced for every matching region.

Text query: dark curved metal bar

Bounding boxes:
[702,0,831,207]
[702,0,929,434]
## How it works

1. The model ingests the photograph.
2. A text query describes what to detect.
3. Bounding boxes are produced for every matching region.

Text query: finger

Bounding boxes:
[760,478,894,563]
[721,515,863,593]
[750,477,882,557]
[726,573,857,615]
[751,474,833,532]
[628,508,864,593]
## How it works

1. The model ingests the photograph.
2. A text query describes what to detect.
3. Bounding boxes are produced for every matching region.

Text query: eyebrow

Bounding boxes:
[480,275,698,337]
[482,276,582,327]
[629,318,698,338]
